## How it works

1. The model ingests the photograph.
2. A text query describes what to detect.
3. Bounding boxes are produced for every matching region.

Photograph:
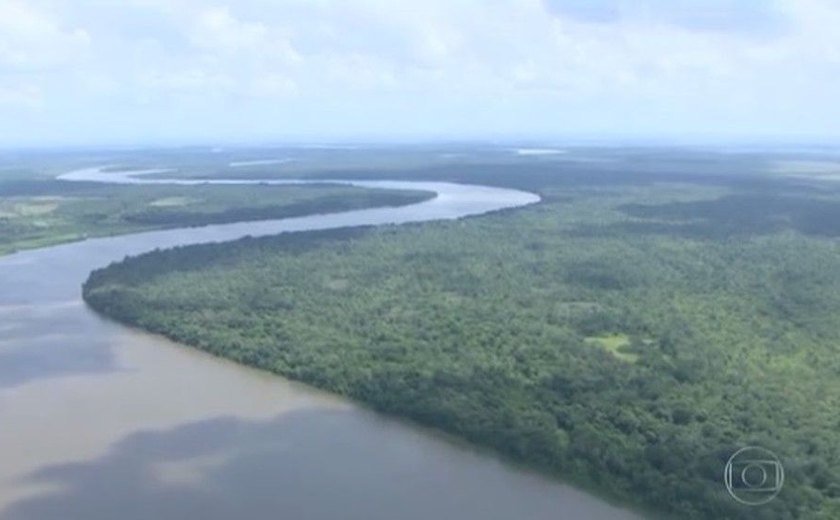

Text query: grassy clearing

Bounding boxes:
[148,196,197,207]
[584,334,639,363]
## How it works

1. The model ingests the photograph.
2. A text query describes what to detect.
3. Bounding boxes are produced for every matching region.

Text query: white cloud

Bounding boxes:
[1,0,840,145]
[0,0,89,70]
[138,68,234,93]
[0,83,42,109]
[189,6,268,53]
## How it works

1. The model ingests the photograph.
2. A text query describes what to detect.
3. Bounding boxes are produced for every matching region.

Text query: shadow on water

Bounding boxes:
[0,304,120,388]
[2,409,641,520]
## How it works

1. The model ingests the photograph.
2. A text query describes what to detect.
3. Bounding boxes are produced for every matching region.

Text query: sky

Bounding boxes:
[1,0,840,147]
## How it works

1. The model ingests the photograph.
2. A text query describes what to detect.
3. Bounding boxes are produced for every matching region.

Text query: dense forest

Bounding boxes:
[82,156,840,519]
[0,179,431,255]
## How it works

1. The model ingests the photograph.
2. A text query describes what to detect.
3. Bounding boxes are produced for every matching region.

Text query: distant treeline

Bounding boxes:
[120,192,432,226]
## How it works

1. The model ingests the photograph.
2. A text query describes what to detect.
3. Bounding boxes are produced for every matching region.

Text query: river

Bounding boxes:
[0,167,643,519]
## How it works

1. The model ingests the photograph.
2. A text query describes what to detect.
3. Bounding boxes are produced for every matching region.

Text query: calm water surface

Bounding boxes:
[0,168,643,519]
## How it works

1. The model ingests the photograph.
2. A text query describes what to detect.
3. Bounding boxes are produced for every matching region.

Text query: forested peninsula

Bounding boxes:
[83,164,840,519]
